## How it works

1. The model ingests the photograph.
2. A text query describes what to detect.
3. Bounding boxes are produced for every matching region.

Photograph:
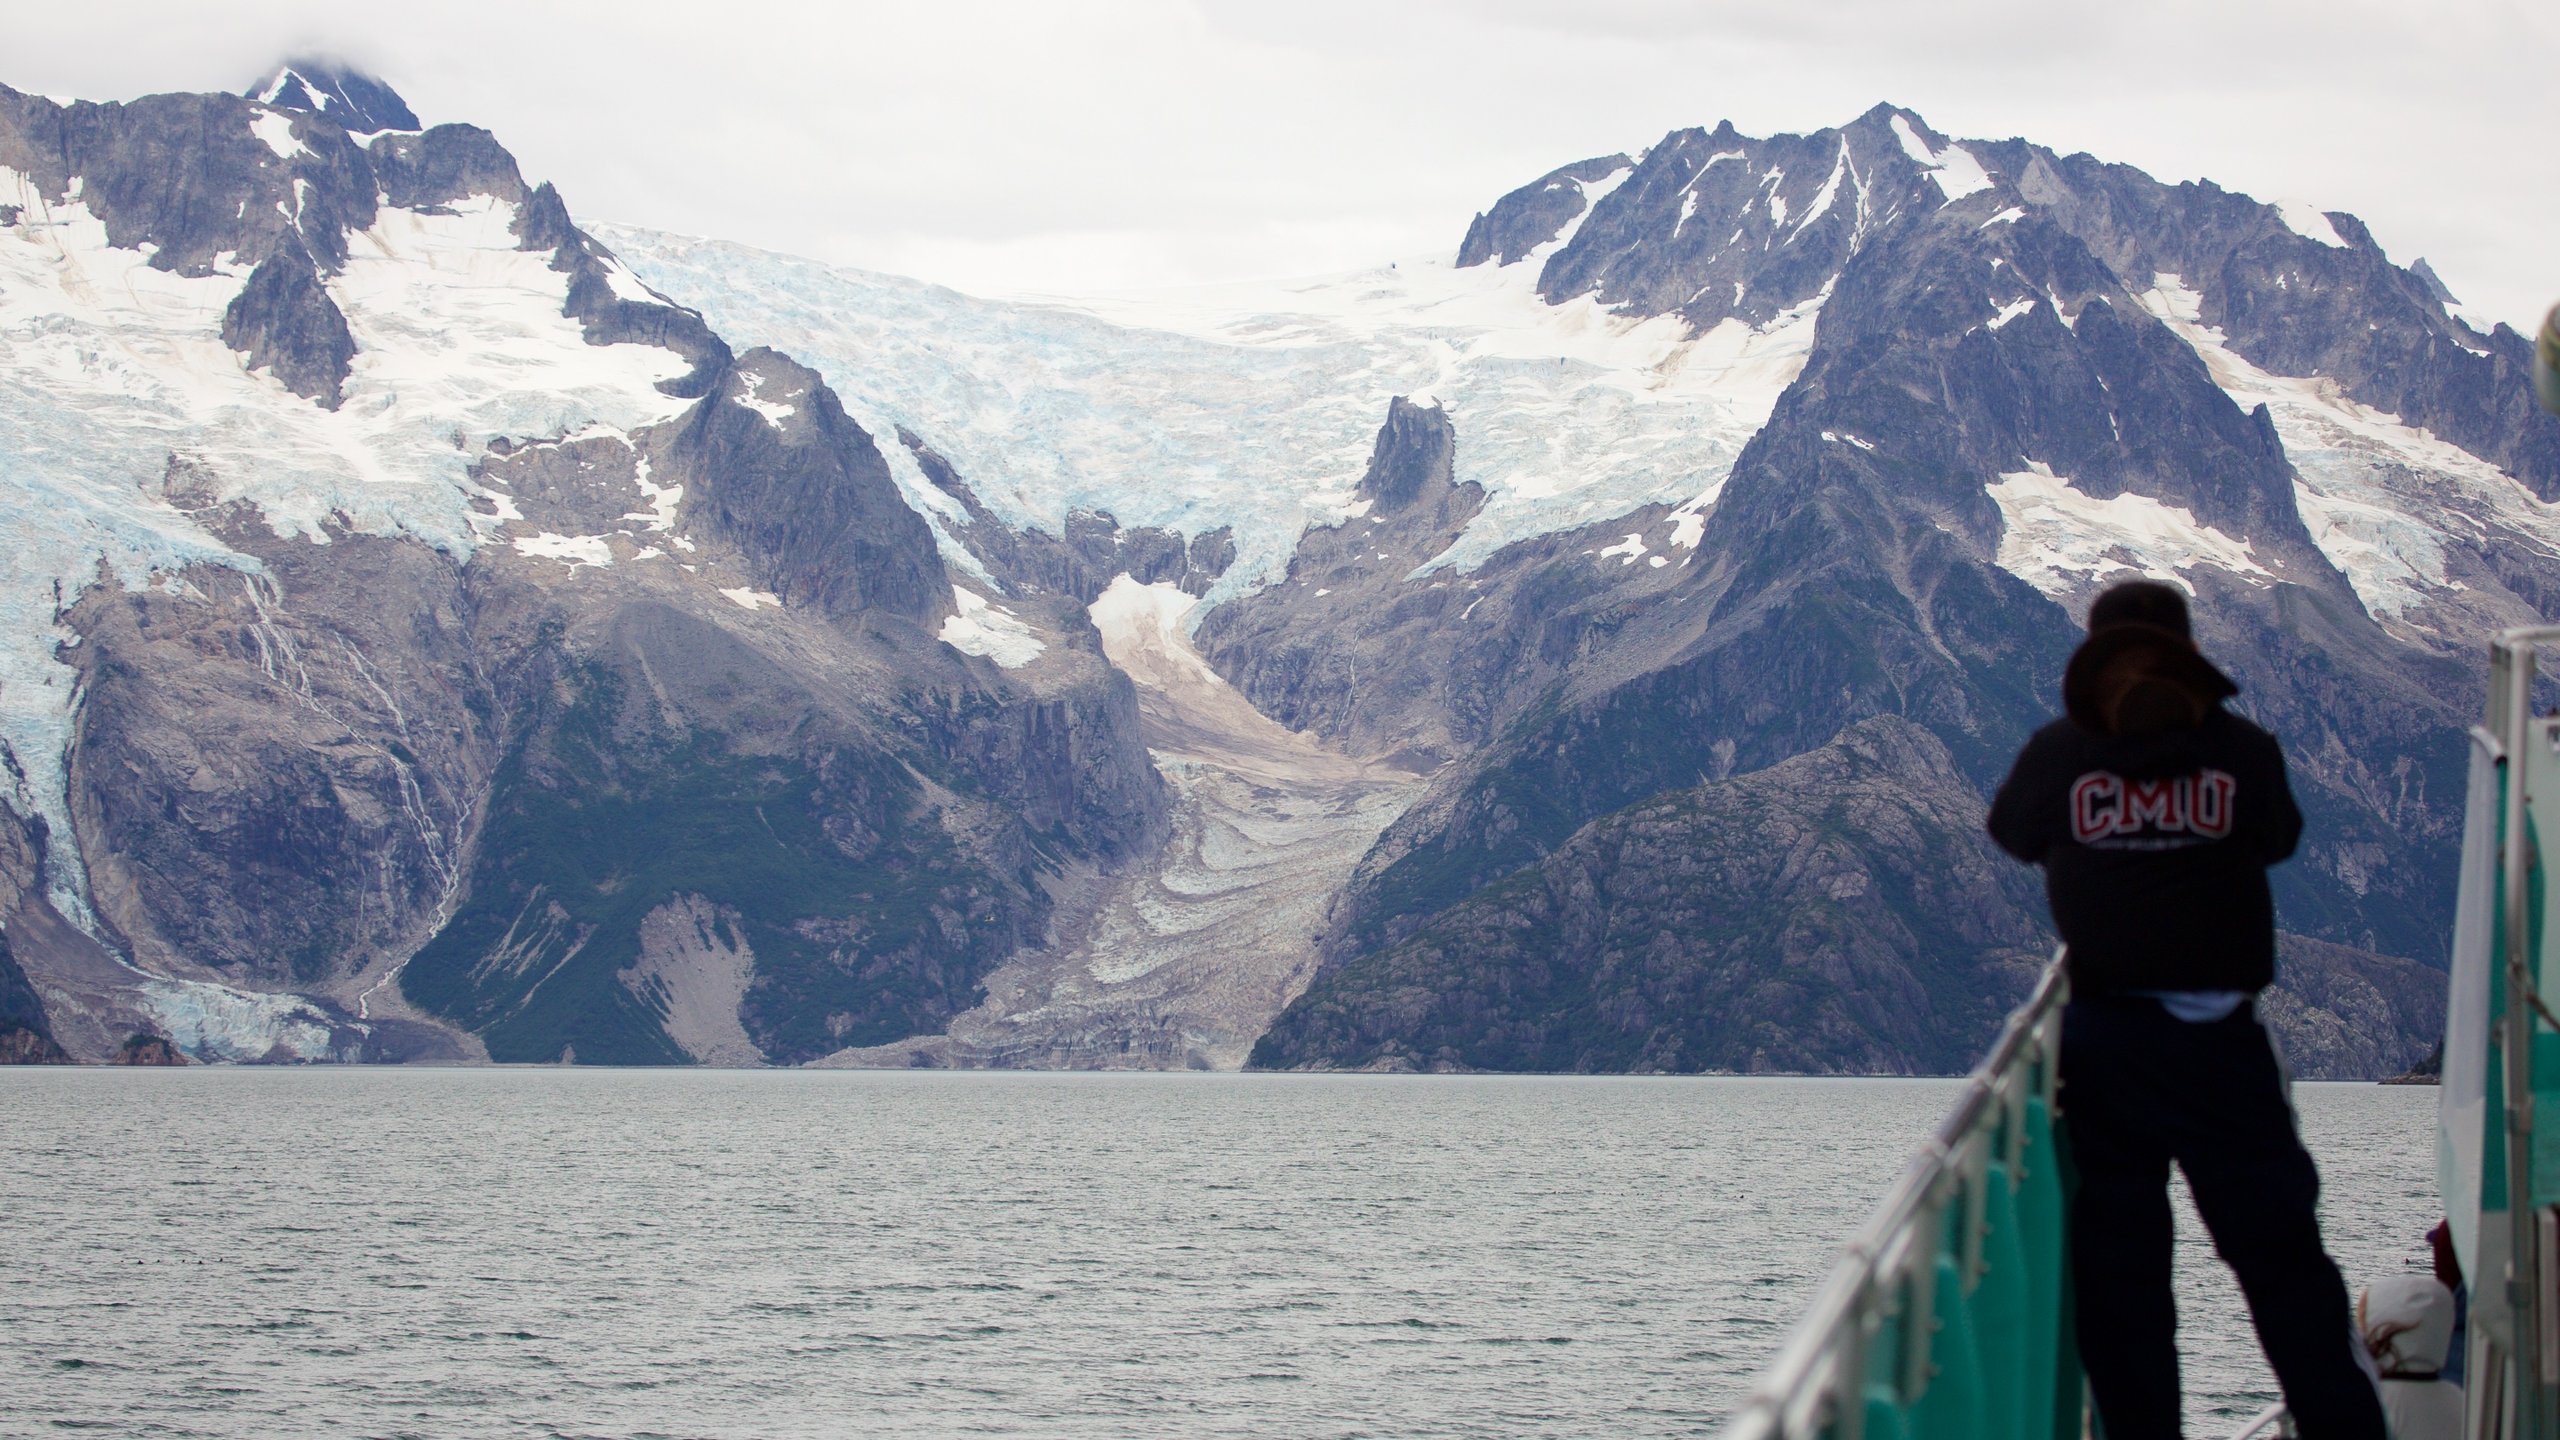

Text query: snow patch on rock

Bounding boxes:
[1891,114,1992,205]
[622,454,682,532]
[1988,461,2271,596]
[733,369,798,428]
[513,532,613,568]
[249,110,308,161]
[1597,532,1648,566]
[939,586,1044,667]
[2137,273,2556,622]
[1988,297,2036,330]
[2275,200,2348,248]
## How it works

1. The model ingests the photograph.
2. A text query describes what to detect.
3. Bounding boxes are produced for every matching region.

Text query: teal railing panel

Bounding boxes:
[1977,1156,2031,1440]
[1717,956,2080,1440]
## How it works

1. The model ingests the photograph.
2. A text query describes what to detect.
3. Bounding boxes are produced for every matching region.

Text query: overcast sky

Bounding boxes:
[7,1,2555,329]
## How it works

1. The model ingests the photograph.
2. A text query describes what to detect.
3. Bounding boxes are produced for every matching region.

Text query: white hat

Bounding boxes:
[2361,1275,2457,1376]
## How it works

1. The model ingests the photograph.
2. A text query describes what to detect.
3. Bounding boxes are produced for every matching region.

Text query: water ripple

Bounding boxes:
[0,1070,2430,1438]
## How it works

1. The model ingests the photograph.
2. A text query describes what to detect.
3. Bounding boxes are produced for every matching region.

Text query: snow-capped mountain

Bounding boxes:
[1241,107,2532,1069]
[245,59,420,136]
[0,70,2523,1074]
[0,68,1161,1065]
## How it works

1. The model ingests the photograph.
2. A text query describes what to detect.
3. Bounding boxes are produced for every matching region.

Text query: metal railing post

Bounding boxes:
[2503,636,2544,1440]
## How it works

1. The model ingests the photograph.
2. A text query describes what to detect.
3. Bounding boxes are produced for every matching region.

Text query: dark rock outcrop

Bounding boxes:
[64,516,490,990]
[675,349,951,624]
[2260,934,2446,1081]
[110,1031,188,1065]
[0,932,70,1064]
[396,638,1042,1065]
[1356,396,1457,512]
[1254,718,2053,1074]
[1971,141,2560,501]
[1456,154,1633,268]
[367,123,530,211]
[0,84,380,275]
[220,237,356,407]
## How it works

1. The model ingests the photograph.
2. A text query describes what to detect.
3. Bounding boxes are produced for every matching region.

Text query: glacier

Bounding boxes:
[599,223,1824,608]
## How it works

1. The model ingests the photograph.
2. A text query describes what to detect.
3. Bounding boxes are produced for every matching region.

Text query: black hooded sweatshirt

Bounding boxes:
[1986,625,2303,995]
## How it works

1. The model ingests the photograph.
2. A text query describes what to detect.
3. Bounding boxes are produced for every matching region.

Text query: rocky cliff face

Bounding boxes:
[1255,718,2441,1078]
[675,350,949,623]
[898,428,1236,604]
[1191,397,1493,767]
[53,325,1166,1067]
[0,933,70,1063]
[1256,718,2051,1074]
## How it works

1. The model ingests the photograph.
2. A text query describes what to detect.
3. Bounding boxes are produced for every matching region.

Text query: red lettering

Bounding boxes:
[2191,770,2235,838]
[2121,778,2185,834]
[2068,768,2238,842]
[2072,773,2119,843]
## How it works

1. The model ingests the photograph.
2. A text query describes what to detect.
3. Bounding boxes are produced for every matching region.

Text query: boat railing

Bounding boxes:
[1717,951,2080,1440]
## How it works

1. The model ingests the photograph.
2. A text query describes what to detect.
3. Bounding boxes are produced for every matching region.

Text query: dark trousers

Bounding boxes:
[2059,996,2385,1440]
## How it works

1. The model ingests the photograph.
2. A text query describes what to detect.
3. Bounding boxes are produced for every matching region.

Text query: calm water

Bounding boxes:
[1,1071,2435,1439]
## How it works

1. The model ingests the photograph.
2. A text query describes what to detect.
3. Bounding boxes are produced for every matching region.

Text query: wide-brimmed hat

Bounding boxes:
[2087,579,2193,640]
[2063,621,2237,734]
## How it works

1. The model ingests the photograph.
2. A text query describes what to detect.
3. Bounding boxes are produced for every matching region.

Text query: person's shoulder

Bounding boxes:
[2002,717,2091,782]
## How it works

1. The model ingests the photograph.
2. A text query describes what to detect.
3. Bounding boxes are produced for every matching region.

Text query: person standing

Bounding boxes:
[1986,578,2384,1440]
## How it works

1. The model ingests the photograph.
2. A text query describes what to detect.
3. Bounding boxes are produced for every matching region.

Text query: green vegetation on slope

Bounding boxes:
[403,663,1026,1065]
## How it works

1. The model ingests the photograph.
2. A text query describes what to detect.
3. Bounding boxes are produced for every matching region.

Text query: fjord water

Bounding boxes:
[4,1071,2432,1439]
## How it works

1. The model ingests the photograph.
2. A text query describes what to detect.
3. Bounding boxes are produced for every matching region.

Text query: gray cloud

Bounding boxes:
[2,0,2552,328]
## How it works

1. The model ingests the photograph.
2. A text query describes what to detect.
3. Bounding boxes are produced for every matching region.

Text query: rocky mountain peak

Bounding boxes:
[245,58,419,134]
[1355,396,1456,512]
[1454,153,1635,268]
